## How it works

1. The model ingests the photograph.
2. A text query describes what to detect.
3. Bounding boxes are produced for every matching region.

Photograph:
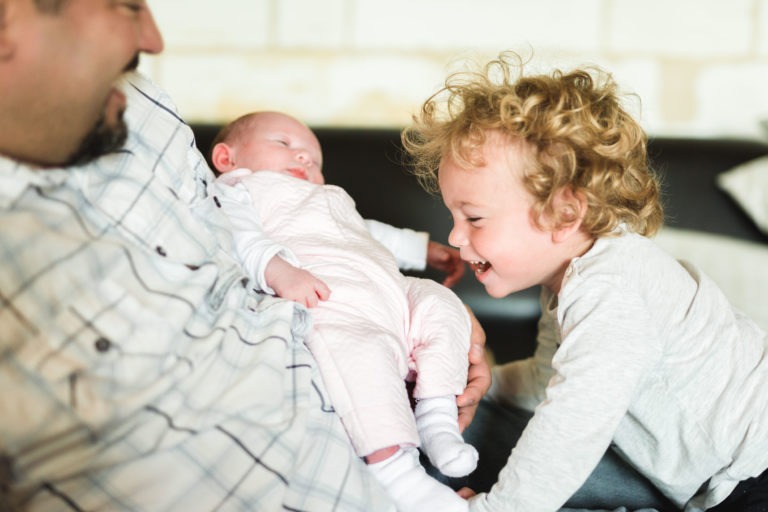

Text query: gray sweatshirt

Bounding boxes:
[471,230,768,512]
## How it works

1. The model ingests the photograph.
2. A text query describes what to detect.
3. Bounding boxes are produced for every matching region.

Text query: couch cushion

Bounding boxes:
[716,155,768,235]
[647,137,768,244]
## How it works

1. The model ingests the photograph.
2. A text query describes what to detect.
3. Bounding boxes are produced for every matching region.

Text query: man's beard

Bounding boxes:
[66,110,128,167]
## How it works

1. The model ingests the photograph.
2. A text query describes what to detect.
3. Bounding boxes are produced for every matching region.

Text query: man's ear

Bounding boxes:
[551,186,587,243]
[0,24,15,61]
[0,40,11,61]
[0,1,15,61]
[211,142,236,173]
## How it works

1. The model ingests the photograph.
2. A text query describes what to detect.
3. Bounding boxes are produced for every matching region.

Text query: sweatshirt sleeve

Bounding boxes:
[210,174,299,294]
[487,291,557,411]
[364,218,429,271]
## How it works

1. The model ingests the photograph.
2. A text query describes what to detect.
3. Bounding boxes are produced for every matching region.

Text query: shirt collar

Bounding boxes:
[0,155,70,209]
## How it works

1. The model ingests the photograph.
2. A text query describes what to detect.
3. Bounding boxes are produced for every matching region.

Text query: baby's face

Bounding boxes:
[234,112,324,184]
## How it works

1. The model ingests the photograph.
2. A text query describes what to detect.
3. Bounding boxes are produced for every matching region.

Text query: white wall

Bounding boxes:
[141,0,768,138]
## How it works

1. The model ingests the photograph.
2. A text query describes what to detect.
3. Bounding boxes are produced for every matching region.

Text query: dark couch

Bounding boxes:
[191,124,768,363]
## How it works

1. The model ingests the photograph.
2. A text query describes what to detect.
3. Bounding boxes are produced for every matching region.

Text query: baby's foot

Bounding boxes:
[415,395,478,477]
[367,447,468,512]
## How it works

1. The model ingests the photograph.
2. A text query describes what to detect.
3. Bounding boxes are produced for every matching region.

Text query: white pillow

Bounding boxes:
[654,227,768,333]
[716,155,768,234]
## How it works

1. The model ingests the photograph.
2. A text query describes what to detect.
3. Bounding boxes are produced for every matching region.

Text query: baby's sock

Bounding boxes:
[415,395,478,477]
[367,447,468,512]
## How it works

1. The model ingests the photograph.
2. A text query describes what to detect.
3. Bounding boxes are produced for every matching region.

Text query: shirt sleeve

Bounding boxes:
[210,175,300,294]
[486,291,558,411]
[364,218,429,271]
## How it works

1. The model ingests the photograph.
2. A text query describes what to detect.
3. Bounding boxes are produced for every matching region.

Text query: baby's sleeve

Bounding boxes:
[364,218,429,271]
[210,177,299,294]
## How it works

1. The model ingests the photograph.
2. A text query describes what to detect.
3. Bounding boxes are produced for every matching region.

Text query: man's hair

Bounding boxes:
[402,52,664,238]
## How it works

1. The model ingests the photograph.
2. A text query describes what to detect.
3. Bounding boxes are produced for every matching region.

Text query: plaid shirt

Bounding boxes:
[0,72,394,512]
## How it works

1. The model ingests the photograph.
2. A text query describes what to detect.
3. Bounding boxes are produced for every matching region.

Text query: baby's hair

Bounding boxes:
[402,52,664,237]
[208,112,266,176]
[209,112,260,162]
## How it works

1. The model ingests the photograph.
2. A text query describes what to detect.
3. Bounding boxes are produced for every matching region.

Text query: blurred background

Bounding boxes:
[141,0,768,138]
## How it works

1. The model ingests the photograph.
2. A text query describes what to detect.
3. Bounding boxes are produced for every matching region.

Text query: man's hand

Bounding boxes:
[265,255,331,308]
[457,305,491,432]
[426,241,465,288]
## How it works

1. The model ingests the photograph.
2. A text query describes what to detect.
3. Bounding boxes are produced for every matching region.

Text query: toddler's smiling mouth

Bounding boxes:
[469,260,491,274]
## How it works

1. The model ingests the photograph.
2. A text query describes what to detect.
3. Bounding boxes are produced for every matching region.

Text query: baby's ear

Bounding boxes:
[211,142,236,173]
[551,186,587,243]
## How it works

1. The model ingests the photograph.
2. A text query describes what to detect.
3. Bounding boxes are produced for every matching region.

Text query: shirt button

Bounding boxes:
[0,454,15,482]
[94,337,112,353]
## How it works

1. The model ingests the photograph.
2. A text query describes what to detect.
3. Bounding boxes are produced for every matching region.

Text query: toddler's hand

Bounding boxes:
[426,241,466,288]
[457,305,490,431]
[427,240,466,288]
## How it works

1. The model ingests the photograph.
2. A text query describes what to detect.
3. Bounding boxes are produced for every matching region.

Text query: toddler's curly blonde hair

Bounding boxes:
[402,53,663,237]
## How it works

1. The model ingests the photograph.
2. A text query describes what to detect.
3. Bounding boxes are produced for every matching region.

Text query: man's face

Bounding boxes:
[7,0,163,166]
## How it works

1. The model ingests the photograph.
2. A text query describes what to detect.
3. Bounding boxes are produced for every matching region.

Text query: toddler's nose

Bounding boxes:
[447,225,465,248]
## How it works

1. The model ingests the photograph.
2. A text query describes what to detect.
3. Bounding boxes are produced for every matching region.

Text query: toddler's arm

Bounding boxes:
[264,255,330,308]
[486,297,557,411]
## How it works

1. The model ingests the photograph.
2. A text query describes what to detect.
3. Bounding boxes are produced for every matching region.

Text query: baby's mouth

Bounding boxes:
[286,167,308,180]
[468,260,491,274]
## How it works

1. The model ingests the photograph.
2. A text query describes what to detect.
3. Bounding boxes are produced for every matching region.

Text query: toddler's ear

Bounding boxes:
[211,142,236,173]
[551,186,587,243]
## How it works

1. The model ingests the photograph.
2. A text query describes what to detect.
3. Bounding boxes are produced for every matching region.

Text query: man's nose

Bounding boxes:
[139,7,165,55]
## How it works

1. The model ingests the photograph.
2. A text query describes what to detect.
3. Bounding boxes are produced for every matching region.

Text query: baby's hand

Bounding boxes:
[265,256,331,307]
[426,241,466,288]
